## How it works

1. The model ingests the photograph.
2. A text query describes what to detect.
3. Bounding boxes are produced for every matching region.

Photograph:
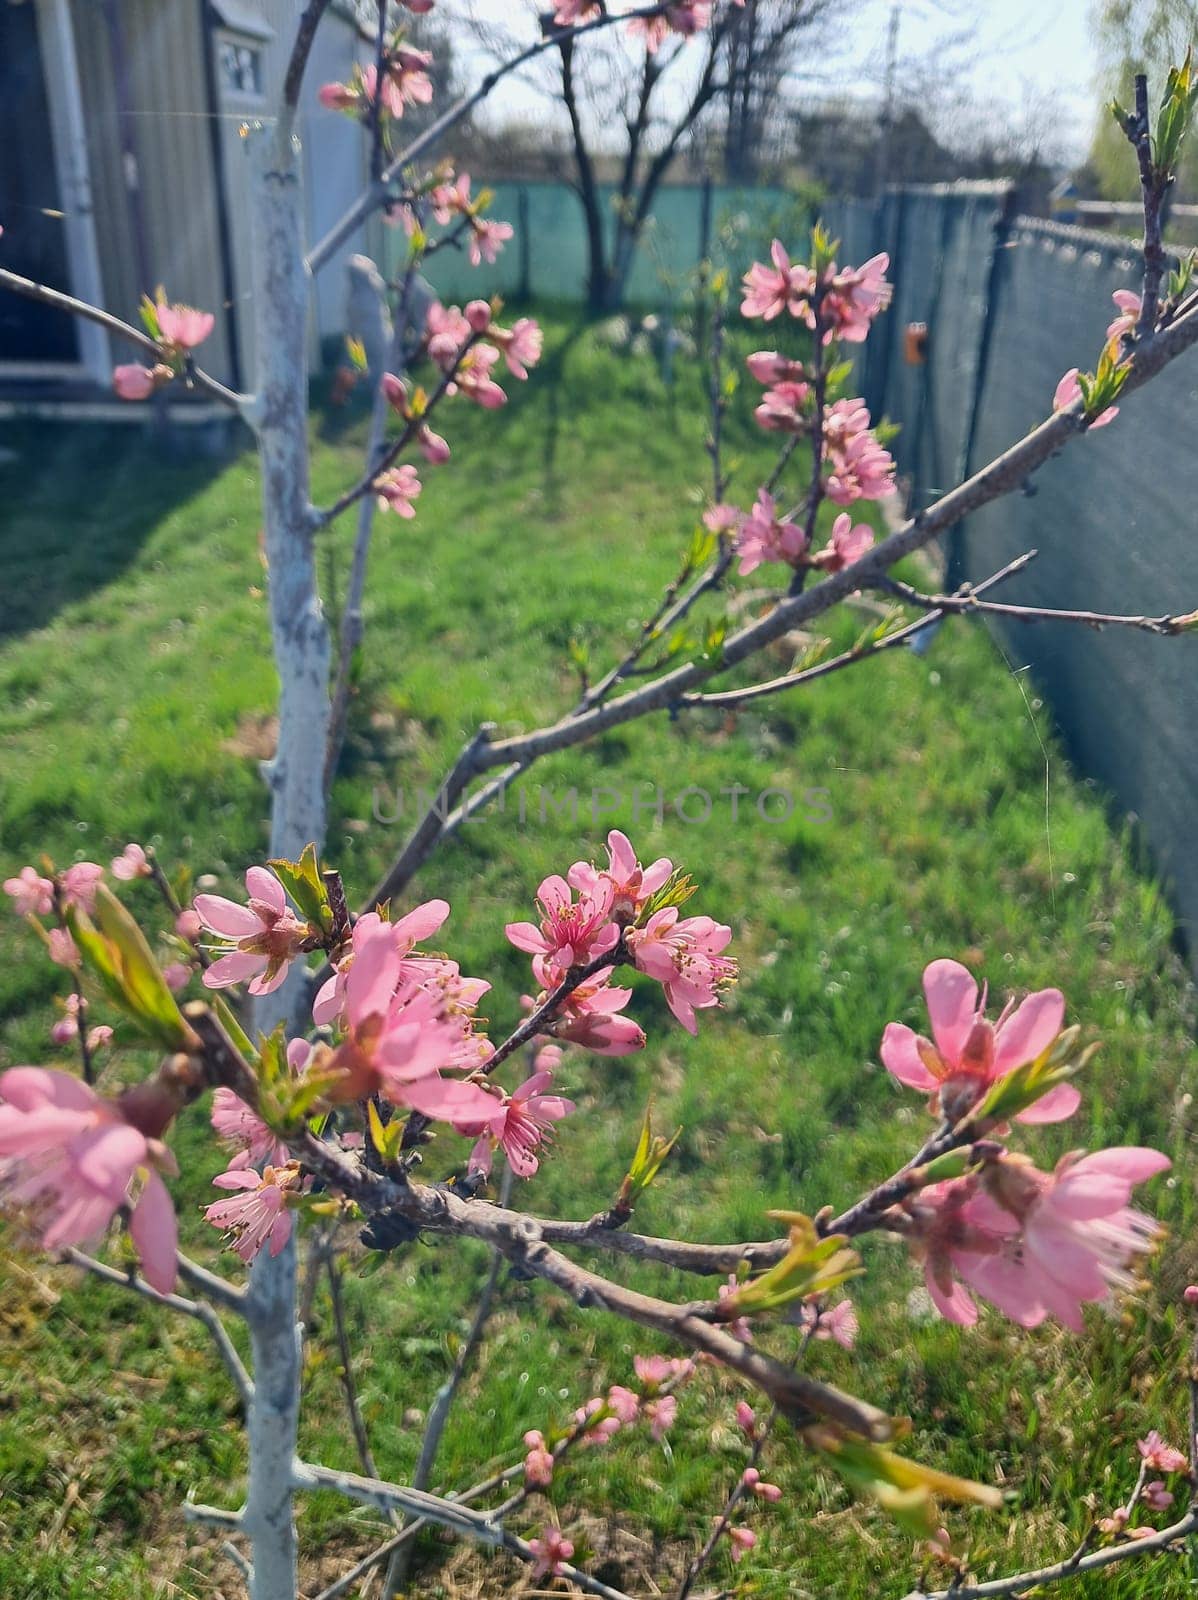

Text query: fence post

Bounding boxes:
[517,186,532,301]
[945,184,1017,588]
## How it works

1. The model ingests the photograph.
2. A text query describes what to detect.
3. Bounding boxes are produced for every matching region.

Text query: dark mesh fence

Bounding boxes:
[828,186,1198,956]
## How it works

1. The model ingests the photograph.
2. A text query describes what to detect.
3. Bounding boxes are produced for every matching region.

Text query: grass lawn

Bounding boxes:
[0,310,1195,1600]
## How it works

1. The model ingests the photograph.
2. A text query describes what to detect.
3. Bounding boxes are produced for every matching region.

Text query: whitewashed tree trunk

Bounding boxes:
[240,122,332,1600]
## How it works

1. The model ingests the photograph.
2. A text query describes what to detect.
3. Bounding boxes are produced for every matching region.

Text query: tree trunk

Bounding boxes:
[240,121,332,1600]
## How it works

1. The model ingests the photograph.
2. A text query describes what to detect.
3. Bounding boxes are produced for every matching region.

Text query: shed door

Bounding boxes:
[0,0,79,363]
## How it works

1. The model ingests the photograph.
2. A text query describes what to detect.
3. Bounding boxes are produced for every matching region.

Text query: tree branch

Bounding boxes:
[903,1508,1198,1600]
[60,1248,253,1407]
[0,268,247,410]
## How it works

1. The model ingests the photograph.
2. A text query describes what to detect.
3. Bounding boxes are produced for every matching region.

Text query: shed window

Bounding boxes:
[219,39,263,97]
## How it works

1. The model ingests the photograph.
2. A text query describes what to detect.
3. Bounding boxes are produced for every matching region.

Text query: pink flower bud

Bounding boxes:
[465,299,492,332]
[735,1400,757,1438]
[1184,1285,1198,1306]
[163,962,191,993]
[418,425,450,464]
[175,908,202,943]
[113,364,157,401]
[381,372,407,411]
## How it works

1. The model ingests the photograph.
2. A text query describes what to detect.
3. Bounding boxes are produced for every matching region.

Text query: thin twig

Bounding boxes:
[905,1508,1198,1600]
[61,1248,253,1406]
[0,267,246,410]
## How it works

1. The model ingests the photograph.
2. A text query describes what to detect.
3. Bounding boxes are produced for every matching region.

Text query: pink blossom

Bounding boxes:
[430,171,472,226]
[311,900,450,1027]
[469,217,513,267]
[633,1353,692,1388]
[528,1525,574,1581]
[0,1066,177,1292]
[726,1524,757,1562]
[717,1275,753,1342]
[462,1071,574,1178]
[746,350,806,386]
[811,512,874,574]
[48,928,80,967]
[567,830,673,925]
[49,997,113,1055]
[912,1147,1169,1331]
[573,1395,621,1443]
[1137,1431,1188,1474]
[703,502,742,537]
[741,239,815,322]
[734,487,807,575]
[4,866,54,917]
[195,865,310,996]
[1053,368,1118,428]
[162,962,191,993]
[204,1163,301,1263]
[211,1083,290,1171]
[794,1296,859,1349]
[155,299,215,351]
[111,843,151,880]
[465,299,492,333]
[425,300,473,368]
[822,398,897,503]
[607,1384,640,1423]
[537,965,646,1055]
[735,1400,757,1438]
[1107,288,1142,341]
[506,873,618,982]
[644,1392,677,1440]
[1143,1480,1174,1511]
[628,909,736,1033]
[626,1,712,50]
[523,1428,555,1488]
[552,0,601,21]
[492,316,543,380]
[324,929,496,1121]
[822,252,892,342]
[1098,1506,1129,1535]
[113,364,157,401]
[318,80,358,111]
[754,379,811,433]
[375,463,422,518]
[880,958,1078,1125]
[175,907,202,943]
[452,343,507,408]
[743,1466,783,1501]
[61,862,103,913]
[385,45,434,112]
[418,425,450,464]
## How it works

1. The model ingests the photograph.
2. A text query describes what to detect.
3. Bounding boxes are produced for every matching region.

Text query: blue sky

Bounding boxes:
[457,0,1101,165]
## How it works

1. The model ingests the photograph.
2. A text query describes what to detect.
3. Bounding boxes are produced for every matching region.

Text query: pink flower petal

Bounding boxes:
[992,989,1065,1074]
[129,1170,178,1293]
[70,1122,144,1201]
[245,866,286,912]
[203,949,267,989]
[1016,1082,1081,1124]
[880,1023,938,1090]
[194,894,262,939]
[922,960,978,1063]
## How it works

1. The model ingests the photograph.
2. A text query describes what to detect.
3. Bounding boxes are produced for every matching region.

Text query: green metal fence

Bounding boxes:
[379,178,808,305]
[825,184,1198,961]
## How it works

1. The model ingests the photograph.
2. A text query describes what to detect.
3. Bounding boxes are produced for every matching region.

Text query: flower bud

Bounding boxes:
[465,299,492,332]
[381,371,407,412]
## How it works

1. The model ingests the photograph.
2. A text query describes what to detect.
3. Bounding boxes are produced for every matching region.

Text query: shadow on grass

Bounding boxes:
[0,419,245,642]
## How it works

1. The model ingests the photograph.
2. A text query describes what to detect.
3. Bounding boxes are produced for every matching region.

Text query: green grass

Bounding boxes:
[0,311,1195,1599]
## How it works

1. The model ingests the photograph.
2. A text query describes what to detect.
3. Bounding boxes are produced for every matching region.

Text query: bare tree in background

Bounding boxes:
[454,1,831,310]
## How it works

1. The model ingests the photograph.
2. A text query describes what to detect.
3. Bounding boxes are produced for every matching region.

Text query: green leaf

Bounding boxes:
[267,843,332,934]
[68,884,191,1050]
[616,1102,682,1211]
[807,1428,1003,1537]
[972,1024,1098,1126]
[719,1213,862,1320]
